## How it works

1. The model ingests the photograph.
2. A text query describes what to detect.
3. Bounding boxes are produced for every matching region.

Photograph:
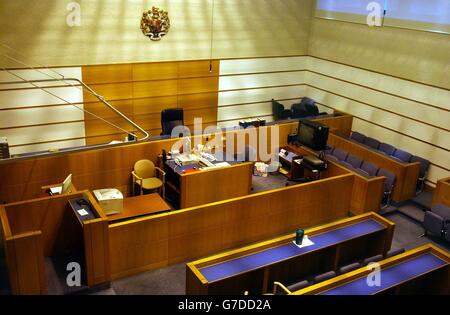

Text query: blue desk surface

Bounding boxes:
[200,219,385,283]
[322,253,448,295]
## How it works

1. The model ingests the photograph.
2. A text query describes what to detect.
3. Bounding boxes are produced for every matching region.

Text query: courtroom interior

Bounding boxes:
[0,0,449,297]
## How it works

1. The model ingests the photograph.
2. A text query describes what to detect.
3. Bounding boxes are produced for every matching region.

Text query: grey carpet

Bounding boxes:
[111,263,185,295]
[251,173,288,193]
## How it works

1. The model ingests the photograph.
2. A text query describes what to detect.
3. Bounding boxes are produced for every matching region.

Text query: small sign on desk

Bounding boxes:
[292,236,314,249]
[68,198,96,222]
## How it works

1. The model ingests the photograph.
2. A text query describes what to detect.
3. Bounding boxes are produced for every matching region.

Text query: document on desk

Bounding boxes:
[50,186,62,195]
[201,162,231,170]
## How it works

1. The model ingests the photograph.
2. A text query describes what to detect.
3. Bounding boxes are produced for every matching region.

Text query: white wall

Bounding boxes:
[0,67,86,155]
[305,56,450,186]
[218,56,310,127]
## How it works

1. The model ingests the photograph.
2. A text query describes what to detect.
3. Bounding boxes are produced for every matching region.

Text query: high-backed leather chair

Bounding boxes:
[161,108,184,136]
[272,99,291,120]
[291,97,321,119]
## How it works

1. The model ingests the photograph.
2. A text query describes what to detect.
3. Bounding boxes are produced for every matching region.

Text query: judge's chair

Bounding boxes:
[161,108,184,136]
[132,159,166,198]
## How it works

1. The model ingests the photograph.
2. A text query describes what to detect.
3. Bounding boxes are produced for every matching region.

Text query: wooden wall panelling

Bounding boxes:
[178,60,220,79]
[132,62,179,81]
[178,92,219,110]
[133,96,178,116]
[83,83,133,103]
[133,80,178,99]
[432,177,450,207]
[82,64,132,84]
[82,60,220,144]
[84,100,134,121]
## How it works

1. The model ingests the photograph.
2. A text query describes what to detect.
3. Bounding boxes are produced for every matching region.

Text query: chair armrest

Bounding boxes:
[155,167,166,182]
[272,282,291,295]
[132,171,143,181]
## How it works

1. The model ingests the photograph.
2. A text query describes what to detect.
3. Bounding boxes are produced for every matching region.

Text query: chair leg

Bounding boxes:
[419,229,428,238]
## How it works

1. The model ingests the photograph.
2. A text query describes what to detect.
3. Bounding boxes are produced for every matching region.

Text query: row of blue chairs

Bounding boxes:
[325,145,396,207]
[273,248,405,294]
[350,131,429,192]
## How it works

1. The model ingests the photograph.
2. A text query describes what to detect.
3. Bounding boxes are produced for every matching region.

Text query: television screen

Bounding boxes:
[297,120,329,151]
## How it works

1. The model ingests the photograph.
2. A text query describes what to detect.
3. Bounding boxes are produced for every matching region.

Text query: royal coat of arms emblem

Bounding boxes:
[140,7,170,41]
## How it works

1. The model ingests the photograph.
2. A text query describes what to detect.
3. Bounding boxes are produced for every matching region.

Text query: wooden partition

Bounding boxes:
[432,177,450,207]
[286,144,384,215]
[179,162,253,209]
[108,173,354,280]
[82,60,220,144]
[327,133,421,202]
[0,114,353,204]
[0,191,110,295]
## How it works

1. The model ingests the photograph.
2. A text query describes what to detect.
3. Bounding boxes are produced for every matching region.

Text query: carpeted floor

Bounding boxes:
[0,186,448,295]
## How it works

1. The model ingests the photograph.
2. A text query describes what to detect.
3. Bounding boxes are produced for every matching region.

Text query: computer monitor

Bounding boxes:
[297,119,329,151]
[61,174,73,194]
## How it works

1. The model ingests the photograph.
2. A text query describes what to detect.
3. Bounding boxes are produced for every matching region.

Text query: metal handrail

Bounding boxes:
[0,77,149,143]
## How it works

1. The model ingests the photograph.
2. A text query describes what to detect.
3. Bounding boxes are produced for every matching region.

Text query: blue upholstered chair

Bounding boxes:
[393,149,412,163]
[332,148,348,161]
[423,203,450,240]
[361,161,379,177]
[313,271,336,284]
[346,154,363,169]
[364,137,381,150]
[377,168,396,209]
[350,131,366,143]
[379,143,396,156]
[385,248,405,259]
[410,155,430,194]
[362,254,383,266]
[338,262,362,275]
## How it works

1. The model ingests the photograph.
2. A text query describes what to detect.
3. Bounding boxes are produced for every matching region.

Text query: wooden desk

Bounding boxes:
[186,212,394,295]
[432,177,450,207]
[164,159,254,209]
[293,244,450,295]
[107,193,171,223]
